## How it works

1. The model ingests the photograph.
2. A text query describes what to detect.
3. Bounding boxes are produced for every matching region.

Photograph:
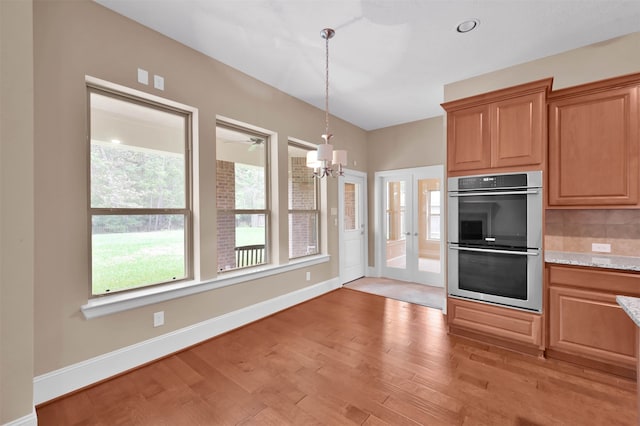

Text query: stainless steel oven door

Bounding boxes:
[448,245,542,312]
[448,173,543,250]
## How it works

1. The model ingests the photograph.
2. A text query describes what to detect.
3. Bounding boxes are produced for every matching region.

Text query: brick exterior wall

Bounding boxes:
[216,160,236,270]
[289,156,318,258]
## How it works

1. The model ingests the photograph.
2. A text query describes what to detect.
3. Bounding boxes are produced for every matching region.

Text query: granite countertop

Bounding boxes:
[545,251,640,272]
[617,295,640,327]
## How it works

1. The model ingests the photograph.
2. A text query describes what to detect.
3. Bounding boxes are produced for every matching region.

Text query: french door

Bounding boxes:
[377,166,444,286]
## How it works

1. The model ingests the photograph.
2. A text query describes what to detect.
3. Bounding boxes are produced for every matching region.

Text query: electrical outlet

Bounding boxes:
[153,311,164,327]
[306,271,311,281]
[591,243,611,253]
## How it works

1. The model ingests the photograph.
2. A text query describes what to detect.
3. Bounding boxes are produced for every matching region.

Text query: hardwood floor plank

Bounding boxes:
[36,289,636,425]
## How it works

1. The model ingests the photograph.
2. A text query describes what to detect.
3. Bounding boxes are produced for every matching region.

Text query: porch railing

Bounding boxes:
[235,244,265,268]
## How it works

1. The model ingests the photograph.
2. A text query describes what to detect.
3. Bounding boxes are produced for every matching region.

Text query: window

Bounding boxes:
[216,124,269,271]
[288,142,320,258]
[428,190,441,240]
[89,87,191,295]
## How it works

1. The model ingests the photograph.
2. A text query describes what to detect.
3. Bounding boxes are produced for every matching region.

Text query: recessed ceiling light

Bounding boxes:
[457,19,479,33]
[110,139,121,144]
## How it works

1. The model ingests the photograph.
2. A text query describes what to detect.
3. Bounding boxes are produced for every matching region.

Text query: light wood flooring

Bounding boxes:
[37,288,636,425]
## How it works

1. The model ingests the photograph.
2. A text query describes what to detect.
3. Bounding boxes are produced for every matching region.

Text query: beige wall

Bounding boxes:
[32,0,366,379]
[1,0,35,423]
[365,116,445,266]
[444,32,640,102]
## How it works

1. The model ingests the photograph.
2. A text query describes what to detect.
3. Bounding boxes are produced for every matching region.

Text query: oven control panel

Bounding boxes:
[458,173,528,190]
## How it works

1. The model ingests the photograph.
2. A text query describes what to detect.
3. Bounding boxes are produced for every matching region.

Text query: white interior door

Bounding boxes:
[339,170,367,284]
[378,166,444,286]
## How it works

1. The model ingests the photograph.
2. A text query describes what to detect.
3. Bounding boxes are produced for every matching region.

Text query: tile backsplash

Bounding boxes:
[545,209,640,256]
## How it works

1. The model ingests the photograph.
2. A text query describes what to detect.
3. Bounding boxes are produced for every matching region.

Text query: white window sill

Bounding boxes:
[81,254,330,319]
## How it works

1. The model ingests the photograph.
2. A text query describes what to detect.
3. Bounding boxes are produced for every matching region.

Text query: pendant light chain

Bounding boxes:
[324,32,330,139]
[306,28,345,179]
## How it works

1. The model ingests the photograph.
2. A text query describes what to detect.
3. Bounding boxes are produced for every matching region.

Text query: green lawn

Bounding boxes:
[235,226,265,246]
[92,227,265,295]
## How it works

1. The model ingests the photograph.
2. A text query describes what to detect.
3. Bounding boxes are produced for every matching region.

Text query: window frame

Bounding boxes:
[215,121,271,272]
[87,84,194,296]
[287,140,321,259]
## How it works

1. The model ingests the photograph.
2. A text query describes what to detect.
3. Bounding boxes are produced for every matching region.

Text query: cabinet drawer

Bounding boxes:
[448,297,542,348]
[549,265,640,295]
[549,286,636,367]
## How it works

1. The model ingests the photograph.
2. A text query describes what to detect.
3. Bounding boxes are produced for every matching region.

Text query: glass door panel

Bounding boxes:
[341,172,366,284]
[417,178,441,274]
[344,182,359,231]
[385,179,407,270]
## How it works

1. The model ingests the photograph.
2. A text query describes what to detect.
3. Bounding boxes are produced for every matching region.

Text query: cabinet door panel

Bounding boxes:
[447,105,490,172]
[549,286,636,367]
[491,92,544,168]
[549,86,639,205]
[448,297,542,347]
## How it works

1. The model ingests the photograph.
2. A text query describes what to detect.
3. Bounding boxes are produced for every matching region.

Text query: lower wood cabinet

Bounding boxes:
[447,297,544,356]
[547,265,640,378]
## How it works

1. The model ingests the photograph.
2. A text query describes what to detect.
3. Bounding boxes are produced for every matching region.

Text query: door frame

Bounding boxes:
[374,165,444,285]
[338,169,368,285]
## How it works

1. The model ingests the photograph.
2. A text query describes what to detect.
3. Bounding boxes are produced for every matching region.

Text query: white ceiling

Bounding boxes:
[95,1,640,131]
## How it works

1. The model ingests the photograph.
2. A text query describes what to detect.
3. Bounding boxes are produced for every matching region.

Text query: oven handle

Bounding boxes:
[449,189,540,197]
[449,245,540,256]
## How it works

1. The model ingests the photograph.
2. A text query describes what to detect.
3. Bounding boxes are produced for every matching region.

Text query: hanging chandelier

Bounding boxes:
[306,28,347,178]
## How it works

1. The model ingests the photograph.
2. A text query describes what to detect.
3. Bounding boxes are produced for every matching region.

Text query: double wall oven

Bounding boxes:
[448,171,543,312]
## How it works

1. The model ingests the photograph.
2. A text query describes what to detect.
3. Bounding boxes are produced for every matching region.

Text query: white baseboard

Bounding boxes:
[33,278,340,405]
[3,409,37,426]
[366,266,378,277]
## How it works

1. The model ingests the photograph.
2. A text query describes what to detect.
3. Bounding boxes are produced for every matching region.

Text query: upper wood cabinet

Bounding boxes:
[442,78,552,175]
[548,74,640,207]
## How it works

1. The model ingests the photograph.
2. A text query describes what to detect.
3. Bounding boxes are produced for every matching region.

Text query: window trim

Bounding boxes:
[86,76,197,296]
[287,140,321,259]
[81,254,330,319]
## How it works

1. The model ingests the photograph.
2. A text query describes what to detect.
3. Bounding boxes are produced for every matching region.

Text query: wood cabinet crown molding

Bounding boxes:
[548,72,640,101]
[441,77,554,111]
